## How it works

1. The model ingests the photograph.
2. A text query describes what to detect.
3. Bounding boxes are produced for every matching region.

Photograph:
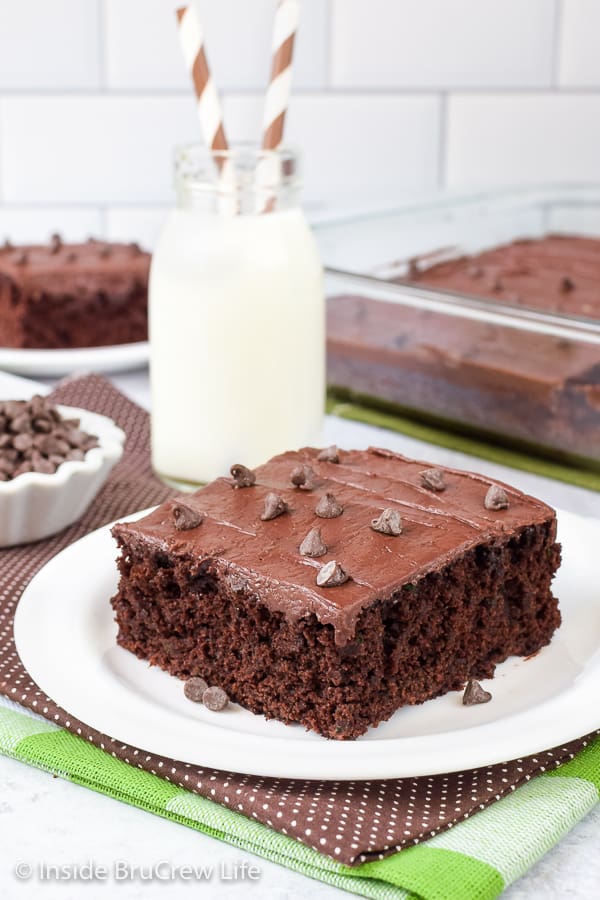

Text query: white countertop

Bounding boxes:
[1,367,599,900]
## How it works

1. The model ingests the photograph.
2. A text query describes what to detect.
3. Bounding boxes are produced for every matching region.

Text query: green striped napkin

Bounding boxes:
[1,697,598,899]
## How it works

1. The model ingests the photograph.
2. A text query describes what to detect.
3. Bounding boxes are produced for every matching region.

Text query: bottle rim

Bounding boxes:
[173,141,301,195]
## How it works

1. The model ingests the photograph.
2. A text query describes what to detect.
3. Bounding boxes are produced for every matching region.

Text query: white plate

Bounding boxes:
[0,369,48,399]
[0,342,149,377]
[14,507,600,780]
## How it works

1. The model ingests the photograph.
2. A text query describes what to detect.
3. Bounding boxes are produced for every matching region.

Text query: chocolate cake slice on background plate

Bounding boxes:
[111,446,561,740]
[0,236,149,349]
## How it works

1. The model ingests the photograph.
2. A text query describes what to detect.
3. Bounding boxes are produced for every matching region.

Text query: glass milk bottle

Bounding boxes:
[149,144,324,486]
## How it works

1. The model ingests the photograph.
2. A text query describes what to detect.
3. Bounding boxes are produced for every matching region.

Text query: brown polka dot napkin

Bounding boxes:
[0,374,593,866]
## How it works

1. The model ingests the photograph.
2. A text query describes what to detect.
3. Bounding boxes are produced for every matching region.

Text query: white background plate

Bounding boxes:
[13,507,600,780]
[0,342,149,377]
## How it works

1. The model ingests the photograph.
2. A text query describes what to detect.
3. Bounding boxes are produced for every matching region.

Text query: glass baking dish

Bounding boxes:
[315,185,600,469]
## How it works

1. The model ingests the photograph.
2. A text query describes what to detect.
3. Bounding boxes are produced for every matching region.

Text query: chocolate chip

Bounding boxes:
[484,484,509,511]
[64,428,91,449]
[202,686,229,711]
[462,679,492,706]
[261,492,288,521]
[371,508,402,536]
[65,251,77,263]
[2,239,13,250]
[315,492,344,518]
[129,241,142,254]
[31,418,52,435]
[13,462,33,477]
[12,433,34,452]
[30,394,48,415]
[173,502,203,531]
[491,277,503,292]
[317,445,340,464]
[560,276,575,293]
[290,464,317,490]
[316,560,350,588]
[230,463,256,488]
[9,414,32,434]
[1,401,23,418]
[99,244,112,258]
[184,676,208,702]
[299,527,328,558]
[32,414,51,433]
[554,336,571,350]
[14,251,28,266]
[420,468,446,492]
[49,233,62,254]
[32,457,55,474]
[39,435,70,456]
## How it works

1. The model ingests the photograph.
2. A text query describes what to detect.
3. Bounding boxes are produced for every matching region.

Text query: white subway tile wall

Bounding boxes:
[2,96,199,205]
[558,0,600,87]
[331,0,556,88]
[446,94,600,187]
[104,0,328,91]
[223,93,441,207]
[0,0,101,90]
[0,0,598,246]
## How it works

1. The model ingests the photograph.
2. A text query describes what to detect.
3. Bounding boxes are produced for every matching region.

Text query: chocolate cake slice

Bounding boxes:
[111,447,561,740]
[0,236,149,349]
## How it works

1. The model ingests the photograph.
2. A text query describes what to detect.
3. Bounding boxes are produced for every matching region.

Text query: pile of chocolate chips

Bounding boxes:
[0,396,99,481]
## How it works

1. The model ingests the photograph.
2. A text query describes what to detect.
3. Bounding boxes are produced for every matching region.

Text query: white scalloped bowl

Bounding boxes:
[0,405,125,548]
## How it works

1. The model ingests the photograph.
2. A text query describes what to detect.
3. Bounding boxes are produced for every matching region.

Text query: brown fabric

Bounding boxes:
[0,374,593,866]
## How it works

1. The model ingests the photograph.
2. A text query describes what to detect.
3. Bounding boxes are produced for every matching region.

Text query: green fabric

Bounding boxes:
[326,393,600,492]
[546,740,600,792]
[359,848,504,900]
[1,701,599,900]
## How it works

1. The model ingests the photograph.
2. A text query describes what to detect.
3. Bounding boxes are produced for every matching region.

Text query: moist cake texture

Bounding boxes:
[111,447,561,740]
[0,237,149,349]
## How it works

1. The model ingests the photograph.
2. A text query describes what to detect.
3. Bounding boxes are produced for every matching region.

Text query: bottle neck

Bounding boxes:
[174,143,301,215]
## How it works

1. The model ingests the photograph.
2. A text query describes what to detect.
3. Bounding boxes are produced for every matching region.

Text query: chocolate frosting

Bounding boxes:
[114,448,555,646]
[406,234,600,319]
[0,238,149,298]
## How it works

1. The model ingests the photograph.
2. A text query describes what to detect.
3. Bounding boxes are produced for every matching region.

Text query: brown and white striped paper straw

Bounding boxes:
[256,0,300,212]
[176,4,236,211]
[176,4,228,158]
[262,0,299,151]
